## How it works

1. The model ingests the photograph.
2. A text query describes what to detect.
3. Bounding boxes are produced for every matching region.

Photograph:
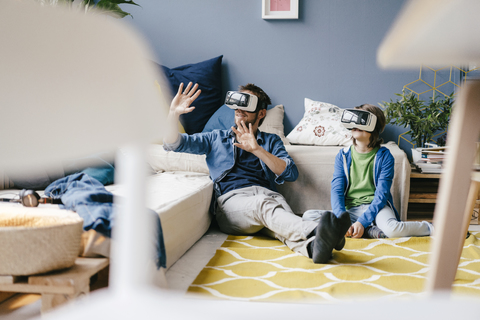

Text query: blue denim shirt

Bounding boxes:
[163,129,298,197]
[331,146,400,228]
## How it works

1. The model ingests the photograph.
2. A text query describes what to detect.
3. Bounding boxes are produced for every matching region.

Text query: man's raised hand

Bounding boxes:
[170,82,201,116]
[232,121,259,153]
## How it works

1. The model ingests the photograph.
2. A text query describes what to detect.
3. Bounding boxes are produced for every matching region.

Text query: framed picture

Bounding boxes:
[262,0,299,20]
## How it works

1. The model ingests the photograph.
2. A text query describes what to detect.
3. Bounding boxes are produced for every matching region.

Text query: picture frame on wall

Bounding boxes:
[262,0,299,20]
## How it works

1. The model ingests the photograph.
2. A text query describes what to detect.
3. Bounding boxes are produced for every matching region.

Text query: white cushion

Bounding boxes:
[286,98,352,146]
[147,144,209,174]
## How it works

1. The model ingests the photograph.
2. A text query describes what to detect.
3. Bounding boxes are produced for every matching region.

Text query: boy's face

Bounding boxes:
[351,127,372,144]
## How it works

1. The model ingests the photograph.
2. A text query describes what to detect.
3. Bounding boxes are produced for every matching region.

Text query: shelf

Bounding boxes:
[407,217,434,223]
[409,198,437,204]
[410,172,442,179]
[408,168,440,220]
[408,167,480,224]
[409,193,437,199]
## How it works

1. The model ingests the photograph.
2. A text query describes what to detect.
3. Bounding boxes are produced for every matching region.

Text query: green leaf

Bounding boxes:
[95,0,132,18]
[106,0,140,6]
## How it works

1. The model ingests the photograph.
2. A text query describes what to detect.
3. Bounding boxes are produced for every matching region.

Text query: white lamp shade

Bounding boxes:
[377,0,480,68]
[0,0,170,171]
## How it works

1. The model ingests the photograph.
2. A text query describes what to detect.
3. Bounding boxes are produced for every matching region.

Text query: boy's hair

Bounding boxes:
[353,104,386,148]
[239,83,271,127]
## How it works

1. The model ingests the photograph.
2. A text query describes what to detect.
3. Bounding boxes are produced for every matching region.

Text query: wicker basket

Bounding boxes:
[0,205,83,276]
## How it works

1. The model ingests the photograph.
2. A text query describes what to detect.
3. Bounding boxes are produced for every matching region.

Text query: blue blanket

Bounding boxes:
[44,173,166,269]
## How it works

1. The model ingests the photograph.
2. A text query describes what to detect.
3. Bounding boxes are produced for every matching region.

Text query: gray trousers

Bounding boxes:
[215,186,317,257]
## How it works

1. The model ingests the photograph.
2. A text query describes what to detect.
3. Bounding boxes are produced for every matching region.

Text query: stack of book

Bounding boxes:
[412,144,447,174]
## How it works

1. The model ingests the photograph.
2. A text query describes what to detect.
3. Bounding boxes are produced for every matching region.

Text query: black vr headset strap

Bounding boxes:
[256,99,267,113]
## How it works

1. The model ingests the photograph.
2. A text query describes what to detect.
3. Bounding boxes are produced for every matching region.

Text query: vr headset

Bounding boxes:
[341,109,377,132]
[225,91,265,113]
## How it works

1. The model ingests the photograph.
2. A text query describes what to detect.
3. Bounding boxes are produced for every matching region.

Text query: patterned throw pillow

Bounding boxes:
[286,98,352,146]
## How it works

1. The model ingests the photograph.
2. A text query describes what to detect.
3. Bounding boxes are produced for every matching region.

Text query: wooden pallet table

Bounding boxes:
[0,257,109,313]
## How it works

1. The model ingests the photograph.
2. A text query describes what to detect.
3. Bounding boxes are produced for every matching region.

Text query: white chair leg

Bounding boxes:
[426,80,480,293]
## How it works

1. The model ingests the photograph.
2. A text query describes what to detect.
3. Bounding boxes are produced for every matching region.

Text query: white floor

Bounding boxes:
[165,223,227,292]
[1,223,479,319]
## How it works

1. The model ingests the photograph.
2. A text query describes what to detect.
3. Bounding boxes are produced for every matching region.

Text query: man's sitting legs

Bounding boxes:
[215,186,317,257]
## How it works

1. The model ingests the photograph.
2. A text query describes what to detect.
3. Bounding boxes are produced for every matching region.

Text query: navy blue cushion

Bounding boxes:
[80,166,115,186]
[160,56,223,134]
[202,104,234,132]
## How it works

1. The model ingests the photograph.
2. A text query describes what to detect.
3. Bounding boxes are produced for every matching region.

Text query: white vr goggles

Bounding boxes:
[341,109,377,132]
[225,91,264,113]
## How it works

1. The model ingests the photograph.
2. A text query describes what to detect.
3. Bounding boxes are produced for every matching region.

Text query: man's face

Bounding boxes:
[234,108,260,128]
[233,90,265,130]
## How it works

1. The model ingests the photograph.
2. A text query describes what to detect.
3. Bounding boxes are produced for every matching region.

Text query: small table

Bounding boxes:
[0,257,109,313]
[408,170,442,222]
[408,168,480,225]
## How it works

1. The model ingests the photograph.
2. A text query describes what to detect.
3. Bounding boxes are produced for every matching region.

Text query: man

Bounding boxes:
[164,82,334,260]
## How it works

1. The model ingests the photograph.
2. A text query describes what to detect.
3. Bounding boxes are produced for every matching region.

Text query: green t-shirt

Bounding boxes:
[345,146,379,209]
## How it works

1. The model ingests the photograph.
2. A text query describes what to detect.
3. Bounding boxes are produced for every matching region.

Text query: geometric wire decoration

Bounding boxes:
[395,64,480,149]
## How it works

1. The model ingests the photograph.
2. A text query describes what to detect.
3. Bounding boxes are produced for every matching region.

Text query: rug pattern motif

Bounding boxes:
[188,232,480,302]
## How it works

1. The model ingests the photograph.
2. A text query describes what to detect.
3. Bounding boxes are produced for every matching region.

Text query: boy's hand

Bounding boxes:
[170,82,201,116]
[346,221,364,238]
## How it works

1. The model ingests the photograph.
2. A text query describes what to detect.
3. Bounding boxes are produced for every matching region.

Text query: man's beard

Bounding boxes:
[235,111,258,128]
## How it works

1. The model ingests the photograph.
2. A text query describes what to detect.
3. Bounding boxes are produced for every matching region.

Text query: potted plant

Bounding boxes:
[34,0,139,19]
[381,90,454,149]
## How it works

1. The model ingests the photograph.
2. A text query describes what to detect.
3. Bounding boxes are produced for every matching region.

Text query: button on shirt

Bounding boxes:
[218,147,271,195]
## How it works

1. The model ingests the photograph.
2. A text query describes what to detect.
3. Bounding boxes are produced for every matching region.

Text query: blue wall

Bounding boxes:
[124,0,418,143]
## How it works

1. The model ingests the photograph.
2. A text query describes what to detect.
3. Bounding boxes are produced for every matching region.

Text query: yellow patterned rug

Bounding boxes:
[187,232,480,303]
